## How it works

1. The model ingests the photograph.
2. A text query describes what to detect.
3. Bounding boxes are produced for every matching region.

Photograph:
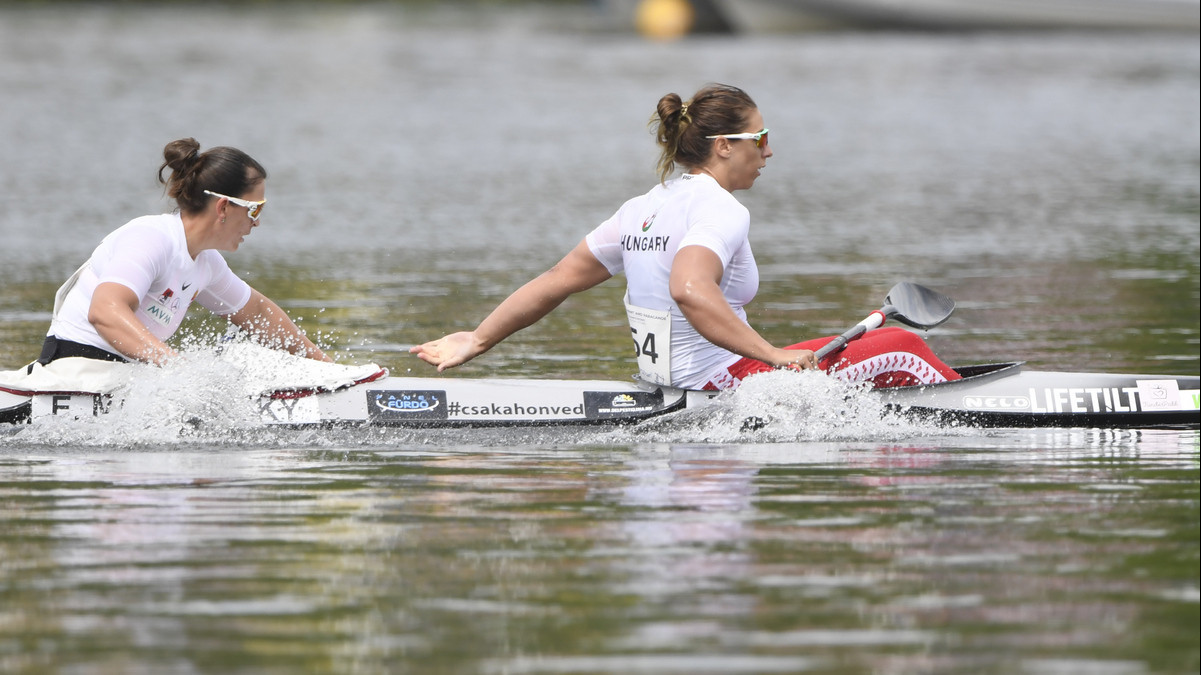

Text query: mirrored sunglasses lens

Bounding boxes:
[756,132,768,148]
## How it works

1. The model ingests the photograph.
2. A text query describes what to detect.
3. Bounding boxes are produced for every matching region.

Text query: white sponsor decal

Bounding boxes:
[965,387,1160,414]
[962,395,1032,410]
[1025,387,1141,414]
[1135,380,1181,411]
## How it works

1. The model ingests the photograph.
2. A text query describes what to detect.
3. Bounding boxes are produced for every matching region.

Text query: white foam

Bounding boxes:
[605,369,950,444]
[9,349,955,447]
[10,340,381,446]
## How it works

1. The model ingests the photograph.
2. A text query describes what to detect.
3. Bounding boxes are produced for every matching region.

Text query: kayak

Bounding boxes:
[3,362,1197,430]
[257,363,1201,429]
[4,283,1197,430]
[263,363,1200,429]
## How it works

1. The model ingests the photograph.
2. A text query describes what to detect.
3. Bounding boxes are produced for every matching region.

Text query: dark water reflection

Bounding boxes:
[1,3,1198,673]
[3,433,1198,673]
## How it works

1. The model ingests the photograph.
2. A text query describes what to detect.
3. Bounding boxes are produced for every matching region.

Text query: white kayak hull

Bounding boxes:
[878,363,1199,428]
[3,363,1198,430]
[262,376,692,427]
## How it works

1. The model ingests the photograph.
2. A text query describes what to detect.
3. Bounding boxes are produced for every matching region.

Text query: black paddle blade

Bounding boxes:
[883,282,955,329]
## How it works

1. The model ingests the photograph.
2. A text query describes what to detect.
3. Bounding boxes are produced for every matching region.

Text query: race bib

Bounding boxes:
[624,295,672,386]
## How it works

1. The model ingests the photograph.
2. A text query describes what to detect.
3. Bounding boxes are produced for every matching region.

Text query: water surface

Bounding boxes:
[0,4,1198,673]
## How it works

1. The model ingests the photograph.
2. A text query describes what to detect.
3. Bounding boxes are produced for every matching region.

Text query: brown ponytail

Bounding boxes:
[649,84,758,183]
[158,138,267,215]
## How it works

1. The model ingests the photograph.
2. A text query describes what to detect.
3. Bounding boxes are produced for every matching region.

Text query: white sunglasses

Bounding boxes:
[204,189,266,220]
[705,128,770,148]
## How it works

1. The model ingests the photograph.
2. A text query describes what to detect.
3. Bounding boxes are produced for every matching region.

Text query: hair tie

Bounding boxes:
[680,101,690,116]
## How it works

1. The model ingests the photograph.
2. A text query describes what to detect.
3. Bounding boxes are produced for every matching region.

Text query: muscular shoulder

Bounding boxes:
[194,249,233,275]
[689,174,748,211]
[87,214,188,296]
[667,173,745,220]
[677,176,749,237]
[101,214,184,256]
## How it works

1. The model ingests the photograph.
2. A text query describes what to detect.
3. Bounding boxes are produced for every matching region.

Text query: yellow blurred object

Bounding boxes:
[635,0,695,41]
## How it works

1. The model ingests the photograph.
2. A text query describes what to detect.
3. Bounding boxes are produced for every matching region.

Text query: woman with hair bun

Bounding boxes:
[412,84,958,391]
[35,138,330,366]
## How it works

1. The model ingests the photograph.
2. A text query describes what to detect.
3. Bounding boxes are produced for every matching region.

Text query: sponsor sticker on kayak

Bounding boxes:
[369,390,447,421]
[961,380,1198,414]
[1136,379,1186,411]
[583,390,665,419]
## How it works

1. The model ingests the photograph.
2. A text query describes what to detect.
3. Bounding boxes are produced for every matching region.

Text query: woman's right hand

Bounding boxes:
[409,331,484,372]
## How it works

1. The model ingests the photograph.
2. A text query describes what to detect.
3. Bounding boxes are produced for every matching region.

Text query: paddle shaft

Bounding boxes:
[814,309,889,361]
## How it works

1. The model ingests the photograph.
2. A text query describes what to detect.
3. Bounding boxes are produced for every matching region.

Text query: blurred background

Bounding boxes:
[1,5,1199,674]
[1,0,1198,377]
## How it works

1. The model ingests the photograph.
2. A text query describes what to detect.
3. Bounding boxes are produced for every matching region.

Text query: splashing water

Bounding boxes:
[605,369,950,444]
[6,344,955,448]
[8,341,383,447]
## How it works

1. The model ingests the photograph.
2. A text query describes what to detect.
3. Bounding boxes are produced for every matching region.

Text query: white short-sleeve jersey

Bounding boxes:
[48,213,253,356]
[586,173,759,389]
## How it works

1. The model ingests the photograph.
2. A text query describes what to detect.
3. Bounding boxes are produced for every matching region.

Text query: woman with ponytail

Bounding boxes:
[412,84,958,391]
[35,138,330,366]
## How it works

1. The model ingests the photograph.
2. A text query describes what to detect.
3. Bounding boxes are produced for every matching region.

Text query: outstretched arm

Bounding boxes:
[229,288,332,362]
[410,240,612,372]
[669,245,817,369]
